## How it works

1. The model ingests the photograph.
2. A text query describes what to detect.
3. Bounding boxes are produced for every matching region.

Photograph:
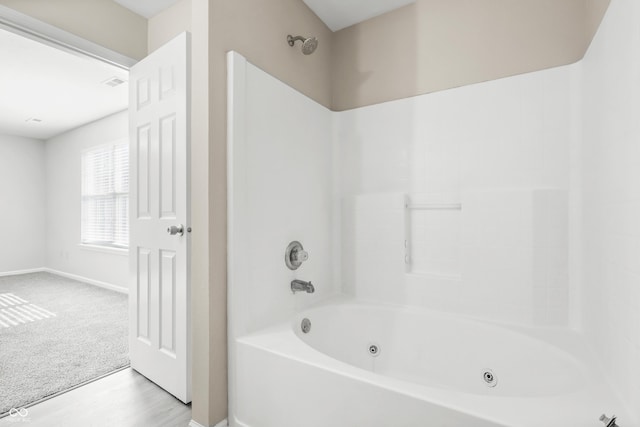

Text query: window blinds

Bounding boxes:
[81,142,129,248]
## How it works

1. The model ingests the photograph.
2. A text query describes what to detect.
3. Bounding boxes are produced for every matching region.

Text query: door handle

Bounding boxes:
[167,224,184,236]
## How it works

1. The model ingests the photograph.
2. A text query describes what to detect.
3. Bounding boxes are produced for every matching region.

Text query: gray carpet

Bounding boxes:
[0,272,128,415]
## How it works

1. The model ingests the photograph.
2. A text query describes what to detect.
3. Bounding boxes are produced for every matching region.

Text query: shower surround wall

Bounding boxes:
[581,0,640,418]
[227,52,338,422]
[336,65,579,327]
[227,48,337,395]
[228,62,580,329]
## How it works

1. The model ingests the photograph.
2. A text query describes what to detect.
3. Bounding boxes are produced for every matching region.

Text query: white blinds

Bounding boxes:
[81,141,129,248]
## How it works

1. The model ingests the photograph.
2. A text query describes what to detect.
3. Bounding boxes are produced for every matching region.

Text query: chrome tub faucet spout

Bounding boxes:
[600,414,619,427]
[291,279,314,294]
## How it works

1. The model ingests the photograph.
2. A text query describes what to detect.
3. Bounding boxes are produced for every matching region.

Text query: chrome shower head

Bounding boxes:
[287,35,318,55]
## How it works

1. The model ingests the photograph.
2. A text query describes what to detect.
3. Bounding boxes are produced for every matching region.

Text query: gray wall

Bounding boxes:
[0,135,45,273]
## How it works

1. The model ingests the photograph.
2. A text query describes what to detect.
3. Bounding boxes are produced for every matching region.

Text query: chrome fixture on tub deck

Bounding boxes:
[291,279,314,294]
[301,318,311,333]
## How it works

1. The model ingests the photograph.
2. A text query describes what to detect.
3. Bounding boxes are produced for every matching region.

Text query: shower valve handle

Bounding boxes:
[292,248,308,263]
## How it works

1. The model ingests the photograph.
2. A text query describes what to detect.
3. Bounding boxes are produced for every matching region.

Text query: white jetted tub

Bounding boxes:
[231,299,634,427]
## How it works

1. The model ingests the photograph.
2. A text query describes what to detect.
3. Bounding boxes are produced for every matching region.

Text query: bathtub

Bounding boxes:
[231,299,634,427]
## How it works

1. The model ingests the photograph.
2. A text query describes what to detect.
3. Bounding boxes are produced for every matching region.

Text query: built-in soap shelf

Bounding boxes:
[404,195,462,278]
[405,202,462,211]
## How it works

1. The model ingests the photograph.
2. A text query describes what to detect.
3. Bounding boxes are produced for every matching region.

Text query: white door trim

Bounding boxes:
[188,419,228,427]
[0,4,136,70]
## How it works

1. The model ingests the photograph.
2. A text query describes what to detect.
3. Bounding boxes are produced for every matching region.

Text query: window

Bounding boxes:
[81,141,129,249]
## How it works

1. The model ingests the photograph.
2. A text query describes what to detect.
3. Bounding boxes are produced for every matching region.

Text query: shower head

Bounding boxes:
[287,35,318,55]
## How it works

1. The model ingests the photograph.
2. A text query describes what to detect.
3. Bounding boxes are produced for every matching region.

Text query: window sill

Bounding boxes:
[78,244,129,257]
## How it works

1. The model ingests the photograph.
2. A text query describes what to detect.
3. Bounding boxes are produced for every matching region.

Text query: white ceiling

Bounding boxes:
[302,0,415,31]
[113,0,180,19]
[0,28,128,140]
[112,0,415,32]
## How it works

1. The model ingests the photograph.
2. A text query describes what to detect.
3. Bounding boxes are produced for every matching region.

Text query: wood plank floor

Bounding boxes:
[0,368,191,427]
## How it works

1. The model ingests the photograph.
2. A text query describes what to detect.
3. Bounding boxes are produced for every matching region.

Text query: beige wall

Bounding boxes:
[211,0,333,108]
[332,0,610,110]
[0,0,147,60]
[586,0,611,45]
[331,5,417,111]
[148,0,191,53]
[191,0,217,424]
[149,1,218,426]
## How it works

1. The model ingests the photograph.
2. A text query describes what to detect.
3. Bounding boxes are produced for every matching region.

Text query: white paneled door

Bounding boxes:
[128,32,191,403]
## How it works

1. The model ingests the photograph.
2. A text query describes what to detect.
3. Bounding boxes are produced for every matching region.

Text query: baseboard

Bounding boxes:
[0,267,45,277]
[188,419,228,427]
[44,268,128,295]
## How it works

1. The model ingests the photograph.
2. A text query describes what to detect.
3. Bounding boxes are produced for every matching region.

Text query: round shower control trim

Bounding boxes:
[285,241,309,270]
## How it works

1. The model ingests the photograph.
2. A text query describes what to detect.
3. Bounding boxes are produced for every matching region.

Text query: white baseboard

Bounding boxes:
[188,419,228,427]
[0,267,127,294]
[44,268,128,295]
[0,267,45,277]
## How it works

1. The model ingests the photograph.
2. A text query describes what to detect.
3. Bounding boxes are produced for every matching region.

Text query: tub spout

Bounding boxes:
[291,279,314,294]
[600,414,619,427]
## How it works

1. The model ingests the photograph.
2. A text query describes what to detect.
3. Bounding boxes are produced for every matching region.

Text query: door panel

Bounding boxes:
[129,32,191,403]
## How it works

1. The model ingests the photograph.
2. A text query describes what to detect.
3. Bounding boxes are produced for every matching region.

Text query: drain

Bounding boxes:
[368,343,380,357]
[301,318,311,334]
[483,369,497,388]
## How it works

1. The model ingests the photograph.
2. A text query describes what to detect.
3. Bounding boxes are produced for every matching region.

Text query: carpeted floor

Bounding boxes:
[0,272,128,415]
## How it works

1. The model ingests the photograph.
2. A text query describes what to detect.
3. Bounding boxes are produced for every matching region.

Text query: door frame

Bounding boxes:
[0,5,136,70]
[0,3,193,394]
